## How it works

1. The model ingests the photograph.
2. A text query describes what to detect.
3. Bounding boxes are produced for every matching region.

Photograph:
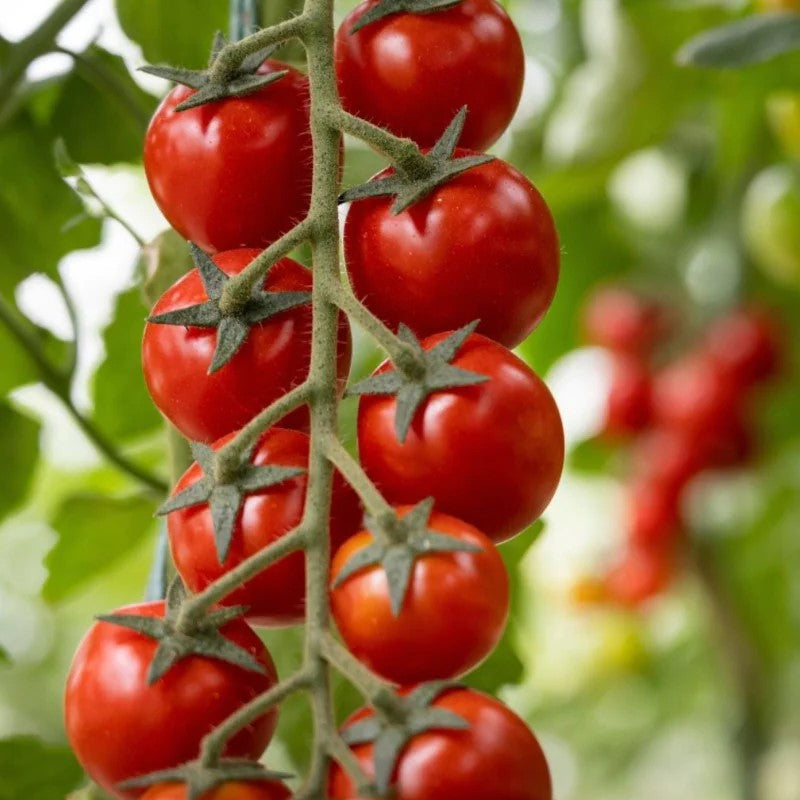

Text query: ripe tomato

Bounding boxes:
[702,308,782,388]
[144,60,312,254]
[626,477,683,548]
[344,155,559,348]
[168,428,362,626]
[335,0,524,151]
[603,354,652,438]
[140,781,291,800]
[330,508,509,683]
[65,601,277,800]
[582,287,667,356]
[327,688,552,800]
[142,250,352,443]
[357,333,564,542]
[605,545,673,608]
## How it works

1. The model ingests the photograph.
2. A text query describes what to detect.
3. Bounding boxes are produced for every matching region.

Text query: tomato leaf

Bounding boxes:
[677,13,800,68]
[0,402,39,525]
[0,736,83,800]
[43,494,158,603]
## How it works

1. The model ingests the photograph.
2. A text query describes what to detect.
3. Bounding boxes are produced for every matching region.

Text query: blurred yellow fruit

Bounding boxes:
[757,0,800,10]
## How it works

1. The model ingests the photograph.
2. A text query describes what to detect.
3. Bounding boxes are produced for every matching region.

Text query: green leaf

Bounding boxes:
[0,643,9,665]
[0,737,83,800]
[0,113,101,295]
[0,326,38,396]
[0,402,39,524]
[677,13,800,69]
[49,46,156,164]
[115,0,228,68]
[44,494,158,603]
[92,286,162,441]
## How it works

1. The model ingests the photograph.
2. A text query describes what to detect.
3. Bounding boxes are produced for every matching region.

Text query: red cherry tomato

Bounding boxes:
[64,601,277,800]
[582,287,667,356]
[140,782,290,800]
[605,545,674,608]
[357,333,564,542]
[168,428,362,626]
[335,0,524,151]
[142,250,352,443]
[626,477,683,548]
[702,307,782,388]
[328,688,552,800]
[330,508,509,683]
[144,61,312,254]
[630,428,705,496]
[603,354,652,438]
[344,154,559,349]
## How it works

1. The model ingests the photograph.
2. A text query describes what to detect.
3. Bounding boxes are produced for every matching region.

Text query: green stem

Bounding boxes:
[321,633,395,704]
[324,434,390,517]
[0,0,92,124]
[326,730,375,796]
[0,293,166,493]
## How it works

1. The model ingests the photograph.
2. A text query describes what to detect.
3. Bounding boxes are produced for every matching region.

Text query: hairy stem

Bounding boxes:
[321,633,395,704]
[324,434,390,517]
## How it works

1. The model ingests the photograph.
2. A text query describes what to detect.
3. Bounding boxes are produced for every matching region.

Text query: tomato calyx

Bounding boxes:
[339,107,493,213]
[159,439,304,562]
[148,244,310,372]
[349,0,464,33]
[118,758,291,800]
[97,579,267,683]
[141,34,288,111]
[343,681,468,794]
[333,498,482,614]
[347,321,487,442]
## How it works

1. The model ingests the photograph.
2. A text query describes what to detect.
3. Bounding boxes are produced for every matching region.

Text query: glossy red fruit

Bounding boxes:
[140,782,291,800]
[328,688,552,800]
[605,545,673,607]
[144,61,312,254]
[330,508,509,683]
[702,307,782,388]
[65,602,278,800]
[335,0,524,151]
[630,428,705,496]
[142,250,352,443]
[168,428,362,626]
[582,287,667,356]
[604,354,652,438]
[626,477,683,548]
[344,154,559,348]
[357,333,564,542]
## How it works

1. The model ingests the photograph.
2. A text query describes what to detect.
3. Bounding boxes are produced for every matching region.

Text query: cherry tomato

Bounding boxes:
[630,428,704,496]
[142,250,352,443]
[582,287,667,356]
[344,154,559,349]
[65,601,278,800]
[144,61,312,254]
[605,545,673,608]
[702,308,782,388]
[140,781,291,800]
[169,428,362,626]
[603,354,652,438]
[335,0,524,151]
[330,508,509,683]
[328,688,552,800]
[357,333,564,542]
[626,477,683,548]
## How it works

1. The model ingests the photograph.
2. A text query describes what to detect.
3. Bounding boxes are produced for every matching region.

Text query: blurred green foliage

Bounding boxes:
[0,1,799,799]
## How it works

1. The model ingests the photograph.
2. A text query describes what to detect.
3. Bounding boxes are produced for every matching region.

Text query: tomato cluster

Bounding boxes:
[66,2,561,799]
[580,289,782,606]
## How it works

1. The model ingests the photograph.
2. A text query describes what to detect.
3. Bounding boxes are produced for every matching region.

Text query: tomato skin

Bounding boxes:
[605,545,673,608]
[604,355,652,438]
[142,250,352,443]
[330,508,509,683]
[169,428,362,626]
[344,154,559,348]
[582,287,667,356]
[64,602,278,800]
[357,333,564,542]
[140,782,291,800]
[327,688,552,800]
[144,61,312,254]
[335,0,524,152]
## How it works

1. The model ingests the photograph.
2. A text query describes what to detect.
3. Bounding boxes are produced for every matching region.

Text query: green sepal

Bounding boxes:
[332,498,481,615]
[97,578,265,684]
[158,439,305,563]
[147,243,310,373]
[347,321,487,443]
[117,758,292,800]
[341,680,468,794]
[339,107,493,214]
[140,33,286,111]
[349,0,463,34]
